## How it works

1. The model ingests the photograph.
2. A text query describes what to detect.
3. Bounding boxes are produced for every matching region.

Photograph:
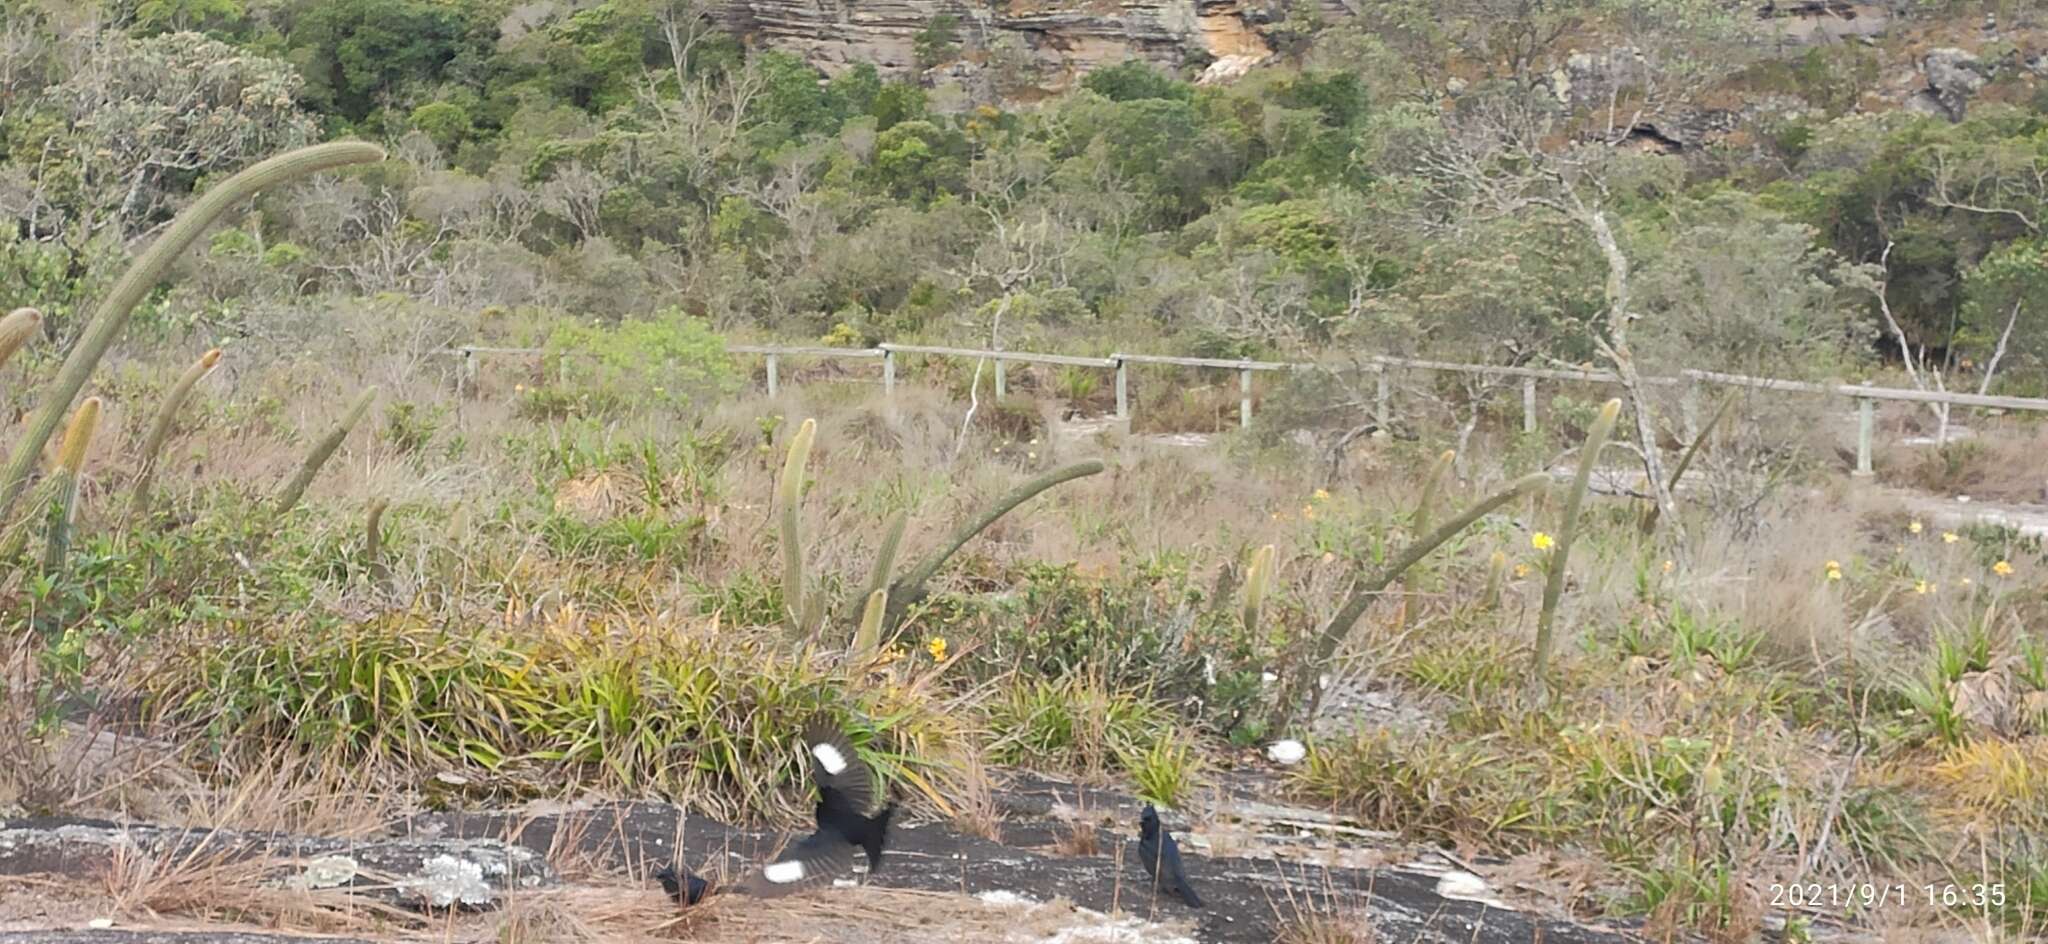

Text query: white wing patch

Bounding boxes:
[810,742,849,775]
[763,860,807,884]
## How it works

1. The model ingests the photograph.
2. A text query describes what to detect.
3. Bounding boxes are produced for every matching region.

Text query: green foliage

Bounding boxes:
[151,614,957,820]
[912,14,960,69]
[985,673,1175,776]
[1081,61,1191,103]
[409,101,473,152]
[284,0,493,124]
[542,308,737,411]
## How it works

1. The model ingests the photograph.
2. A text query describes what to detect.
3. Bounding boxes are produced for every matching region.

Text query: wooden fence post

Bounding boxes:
[1240,366,1253,429]
[1521,376,1537,434]
[1115,358,1129,422]
[1375,362,1390,429]
[1855,396,1874,477]
[883,349,896,403]
[766,353,779,398]
[994,358,1006,398]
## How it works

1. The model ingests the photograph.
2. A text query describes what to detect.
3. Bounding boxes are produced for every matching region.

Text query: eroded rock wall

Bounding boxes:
[709,0,1282,87]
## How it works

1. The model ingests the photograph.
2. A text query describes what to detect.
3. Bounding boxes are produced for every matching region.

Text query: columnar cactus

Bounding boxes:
[0,142,385,523]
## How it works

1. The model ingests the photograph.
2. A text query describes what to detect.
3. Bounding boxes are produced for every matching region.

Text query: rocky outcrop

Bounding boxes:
[0,817,553,911]
[394,797,1656,944]
[709,0,1282,89]
[1907,47,1993,120]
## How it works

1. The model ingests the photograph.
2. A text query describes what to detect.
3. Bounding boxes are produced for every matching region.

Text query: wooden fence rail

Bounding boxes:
[444,343,2048,474]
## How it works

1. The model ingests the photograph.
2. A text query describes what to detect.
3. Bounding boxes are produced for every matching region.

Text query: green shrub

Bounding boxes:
[542,308,736,412]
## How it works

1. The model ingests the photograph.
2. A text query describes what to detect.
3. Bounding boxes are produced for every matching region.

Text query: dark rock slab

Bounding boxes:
[391,802,1651,944]
[0,817,551,911]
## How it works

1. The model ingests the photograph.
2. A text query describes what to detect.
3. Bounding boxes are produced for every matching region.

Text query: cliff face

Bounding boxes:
[709,0,1286,88]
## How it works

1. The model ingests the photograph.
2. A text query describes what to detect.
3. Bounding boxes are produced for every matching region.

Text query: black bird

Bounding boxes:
[1136,803,1202,908]
[735,720,897,896]
[652,861,710,905]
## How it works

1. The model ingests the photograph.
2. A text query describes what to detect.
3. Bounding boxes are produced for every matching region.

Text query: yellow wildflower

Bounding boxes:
[1994,560,2014,577]
[926,637,948,661]
[1960,577,1973,586]
[1301,504,1316,520]
[1909,520,1923,534]
[1914,580,1931,595]
[1824,560,1842,581]
[1661,560,1674,574]
[1321,551,1336,564]
[1513,563,1531,578]
[1313,488,1331,502]
[1943,532,1960,544]
[1531,532,1555,551]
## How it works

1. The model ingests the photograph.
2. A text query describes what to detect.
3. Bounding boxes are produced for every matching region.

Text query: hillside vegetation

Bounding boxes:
[2,1,2048,942]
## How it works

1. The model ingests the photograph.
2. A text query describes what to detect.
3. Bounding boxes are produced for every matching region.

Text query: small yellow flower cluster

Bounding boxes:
[1824,560,1843,581]
[1942,531,1960,544]
[1531,532,1555,551]
[926,637,948,662]
[1994,560,2014,577]
[1908,520,1923,534]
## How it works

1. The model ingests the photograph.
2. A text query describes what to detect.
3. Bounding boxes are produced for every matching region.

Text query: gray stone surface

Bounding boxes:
[390,798,1655,944]
[0,817,551,912]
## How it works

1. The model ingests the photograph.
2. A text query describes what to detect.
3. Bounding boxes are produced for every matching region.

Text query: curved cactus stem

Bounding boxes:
[1243,543,1275,638]
[43,398,103,577]
[0,141,385,523]
[1532,398,1621,701]
[0,307,41,370]
[849,588,889,666]
[1269,471,1553,733]
[365,497,391,587]
[1415,448,1456,535]
[886,459,1105,629]
[778,418,817,634]
[864,508,909,605]
[1480,550,1508,610]
[133,348,223,513]
[274,388,375,517]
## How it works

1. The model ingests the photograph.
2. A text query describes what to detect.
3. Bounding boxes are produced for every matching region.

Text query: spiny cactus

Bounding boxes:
[863,508,909,611]
[778,417,822,636]
[1269,470,1554,732]
[365,497,391,587]
[133,347,223,512]
[42,397,103,577]
[1415,448,1456,534]
[1243,543,1276,637]
[1532,397,1622,700]
[274,388,376,517]
[849,588,889,667]
[1480,549,1509,610]
[769,421,1103,638]
[884,459,1106,630]
[0,142,385,524]
[0,307,40,370]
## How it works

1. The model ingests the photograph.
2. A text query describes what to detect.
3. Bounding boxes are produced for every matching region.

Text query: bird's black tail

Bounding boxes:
[861,803,897,872]
[1177,883,1203,908]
